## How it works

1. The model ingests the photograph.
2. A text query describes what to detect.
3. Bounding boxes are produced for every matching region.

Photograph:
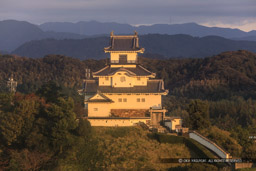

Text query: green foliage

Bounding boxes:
[187,163,218,171]
[209,97,256,129]
[242,143,256,159]
[0,93,13,111]
[200,126,242,157]
[93,127,191,170]
[0,86,94,170]
[0,111,24,145]
[184,138,216,159]
[187,100,211,130]
[44,97,78,153]
[149,133,184,144]
[36,81,63,103]
[0,50,256,169]
[76,119,92,138]
[105,127,132,138]
[1,50,256,100]
[231,126,252,148]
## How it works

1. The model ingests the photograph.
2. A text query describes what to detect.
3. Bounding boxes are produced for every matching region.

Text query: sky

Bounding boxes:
[0,0,256,31]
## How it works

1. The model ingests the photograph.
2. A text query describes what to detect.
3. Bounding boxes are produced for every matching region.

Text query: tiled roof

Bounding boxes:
[104,32,144,52]
[93,65,155,77]
[88,117,150,119]
[85,92,113,103]
[83,79,167,94]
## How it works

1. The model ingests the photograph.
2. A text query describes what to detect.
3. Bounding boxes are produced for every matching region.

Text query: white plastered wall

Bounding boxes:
[110,52,137,62]
[88,103,111,117]
[105,94,162,109]
[99,75,148,87]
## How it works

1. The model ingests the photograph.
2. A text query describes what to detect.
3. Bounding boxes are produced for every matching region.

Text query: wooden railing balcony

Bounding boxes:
[110,60,138,64]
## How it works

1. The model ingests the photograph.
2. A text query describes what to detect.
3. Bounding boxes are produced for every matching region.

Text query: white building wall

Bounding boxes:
[133,77,148,86]
[99,77,112,86]
[164,119,182,130]
[88,103,111,117]
[99,75,148,87]
[112,72,134,87]
[110,52,137,62]
[105,94,162,109]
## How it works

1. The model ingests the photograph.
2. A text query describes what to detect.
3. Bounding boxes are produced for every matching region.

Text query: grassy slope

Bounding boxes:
[92,126,219,170]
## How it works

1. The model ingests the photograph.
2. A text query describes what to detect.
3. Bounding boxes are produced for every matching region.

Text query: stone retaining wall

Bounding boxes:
[111,109,149,117]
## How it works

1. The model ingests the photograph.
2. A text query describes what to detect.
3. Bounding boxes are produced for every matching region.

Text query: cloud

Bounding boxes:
[0,0,255,31]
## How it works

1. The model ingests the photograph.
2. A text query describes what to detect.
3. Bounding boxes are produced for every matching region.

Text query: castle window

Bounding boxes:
[105,77,109,80]
[137,77,141,81]
[123,98,127,102]
[118,98,122,102]
[137,98,140,102]
[119,55,127,64]
[94,108,98,111]
[142,98,145,102]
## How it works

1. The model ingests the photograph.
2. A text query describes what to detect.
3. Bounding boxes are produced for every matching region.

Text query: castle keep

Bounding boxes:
[83,31,168,126]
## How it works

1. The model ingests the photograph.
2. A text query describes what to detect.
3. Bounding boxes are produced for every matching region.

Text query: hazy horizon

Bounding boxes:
[1,19,255,33]
[1,0,255,32]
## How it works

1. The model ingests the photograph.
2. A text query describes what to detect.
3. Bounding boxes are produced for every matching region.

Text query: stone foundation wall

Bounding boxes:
[111,109,149,117]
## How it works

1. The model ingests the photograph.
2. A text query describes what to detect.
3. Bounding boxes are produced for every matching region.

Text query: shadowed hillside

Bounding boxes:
[12,34,256,59]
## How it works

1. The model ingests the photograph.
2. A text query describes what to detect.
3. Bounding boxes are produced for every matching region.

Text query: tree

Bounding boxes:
[76,119,92,138]
[187,100,211,130]
[0,111,24,145]
[44,97,78,154]
[161,68,169,86]
[36,81,63,103]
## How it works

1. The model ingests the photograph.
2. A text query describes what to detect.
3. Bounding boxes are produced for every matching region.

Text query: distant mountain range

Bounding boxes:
[0,20,87,52]
[39,21,256,39]
[13,34,256,59]
[1,20,256,56]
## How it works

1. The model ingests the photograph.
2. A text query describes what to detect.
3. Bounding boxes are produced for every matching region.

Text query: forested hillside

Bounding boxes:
[1,50,256,129]
[2,50,255,99]
[1,50,256,169]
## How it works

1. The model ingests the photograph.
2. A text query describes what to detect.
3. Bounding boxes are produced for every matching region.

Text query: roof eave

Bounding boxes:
[104,49,144,53]
[85,101,114,103]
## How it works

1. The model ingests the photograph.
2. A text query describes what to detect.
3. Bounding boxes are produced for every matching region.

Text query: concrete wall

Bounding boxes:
[189,131,230,159]
[88,118,150,126]
[105,94,162,109]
